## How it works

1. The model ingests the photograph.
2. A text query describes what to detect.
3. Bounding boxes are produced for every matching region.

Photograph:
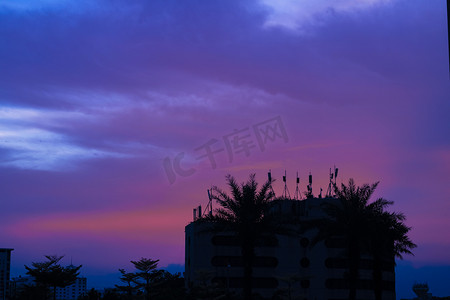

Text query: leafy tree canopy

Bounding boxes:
[25,255,81,288]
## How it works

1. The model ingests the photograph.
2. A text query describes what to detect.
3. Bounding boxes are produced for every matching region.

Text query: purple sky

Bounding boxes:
[1,0,449,298]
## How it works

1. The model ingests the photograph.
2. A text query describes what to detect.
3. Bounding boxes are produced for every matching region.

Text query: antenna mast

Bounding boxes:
[326,166,339,197]
[294,171,301,200]
[326,168,333,197]
[204,188,213,217]
[268,169,275,196]
[282,170,291,199]
[334,166,339,187]
[306,172,313,198]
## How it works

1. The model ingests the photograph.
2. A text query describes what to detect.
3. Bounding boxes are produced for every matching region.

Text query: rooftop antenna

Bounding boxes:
[294,171,301,200]
[333,166,338,196]
[326,168,333,197]
[193,188,214,221]
[204,188,213,217]
[334,166,339,187]
[268,169,275,196]
[326,166,339,197]
[282,170,291,199]
[306,171,313,198]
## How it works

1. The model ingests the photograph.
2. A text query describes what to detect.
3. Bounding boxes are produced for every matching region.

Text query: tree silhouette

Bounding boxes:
[305,179,412,300]
[130,258,161,300]
[205,174,277,300]
[187,269,226,300]
[25,255,81,300]
[369,210,416,300]
[79,288,101,300]
[332,179,387,300]
[115,269,139,300]
[150,271,186,300]
[116,259,186,300]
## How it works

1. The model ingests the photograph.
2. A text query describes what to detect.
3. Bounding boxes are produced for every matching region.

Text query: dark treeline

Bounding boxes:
[12,255,241,300]
[11,256,187,300]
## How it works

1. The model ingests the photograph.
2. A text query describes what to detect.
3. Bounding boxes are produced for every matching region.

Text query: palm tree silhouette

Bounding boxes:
[369,210,416,300]
[306,179,411,300]
[206,174,276,300]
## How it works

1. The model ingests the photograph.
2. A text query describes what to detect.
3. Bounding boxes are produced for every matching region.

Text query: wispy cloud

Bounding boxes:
[0,106,126,170]
[259,0,395,32]
[0,0,98,13]
[0,126,126,171]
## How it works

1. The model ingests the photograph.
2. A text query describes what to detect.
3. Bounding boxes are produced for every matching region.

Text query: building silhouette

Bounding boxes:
[185,197,396,299]
[0,248,13,300]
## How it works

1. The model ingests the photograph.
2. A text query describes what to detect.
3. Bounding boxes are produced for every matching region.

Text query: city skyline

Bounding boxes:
[0,0,449,299]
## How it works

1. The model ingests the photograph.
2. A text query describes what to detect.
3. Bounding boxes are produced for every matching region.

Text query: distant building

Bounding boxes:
[185,197,396,299]
[9,275,34,298]
[55,277,87,300]
[10,275,87,300]
[0,248,13,300]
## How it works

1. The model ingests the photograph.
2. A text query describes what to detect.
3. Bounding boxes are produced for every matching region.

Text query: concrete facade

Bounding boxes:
[185,198,396,299]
